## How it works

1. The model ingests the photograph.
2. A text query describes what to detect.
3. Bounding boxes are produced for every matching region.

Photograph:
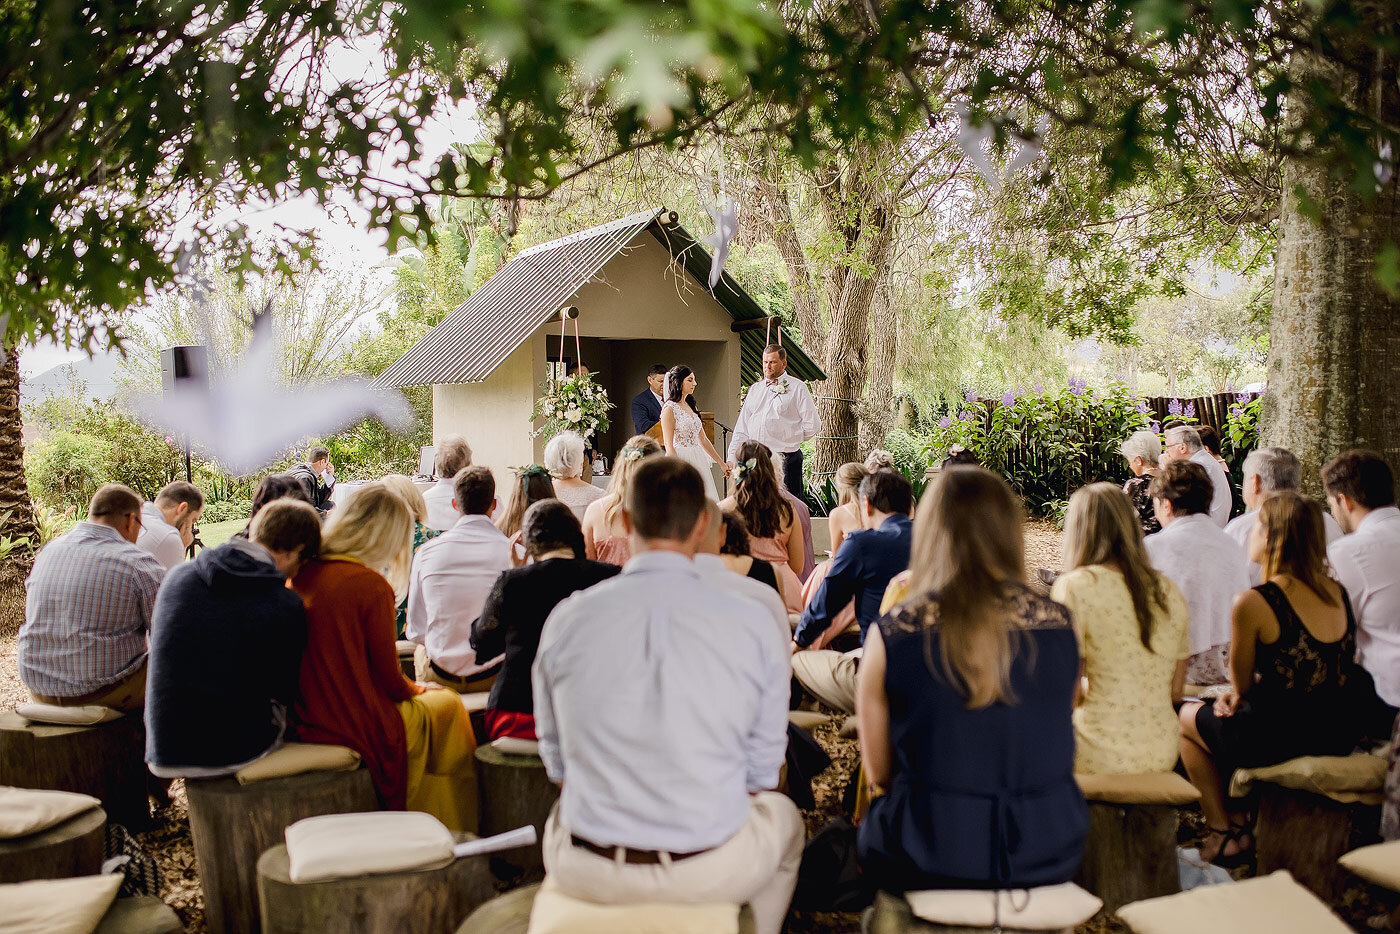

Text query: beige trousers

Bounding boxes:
[791,649,858,714]
[542,792,804,934]
[29,662,147,712]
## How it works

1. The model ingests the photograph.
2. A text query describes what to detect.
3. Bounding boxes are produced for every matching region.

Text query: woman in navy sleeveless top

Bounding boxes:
[856,467,1087,892]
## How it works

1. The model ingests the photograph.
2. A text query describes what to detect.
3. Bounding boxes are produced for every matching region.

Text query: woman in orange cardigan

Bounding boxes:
[291,482,479,831]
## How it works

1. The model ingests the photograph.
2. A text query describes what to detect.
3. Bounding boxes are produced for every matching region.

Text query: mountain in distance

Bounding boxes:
[22,352,124,401]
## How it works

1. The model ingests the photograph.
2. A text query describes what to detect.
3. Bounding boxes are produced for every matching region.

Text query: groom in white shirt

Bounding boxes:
[727,345,821,498]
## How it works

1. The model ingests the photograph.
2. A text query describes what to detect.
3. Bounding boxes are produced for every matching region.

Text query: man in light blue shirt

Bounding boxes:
[533,457,801,934]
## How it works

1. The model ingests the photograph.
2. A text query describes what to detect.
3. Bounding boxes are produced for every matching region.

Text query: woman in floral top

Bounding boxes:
[1120,429,1162,536]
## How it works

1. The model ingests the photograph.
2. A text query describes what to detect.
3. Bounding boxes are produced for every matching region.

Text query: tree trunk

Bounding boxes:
[858,283,899,455]
[1,345,36,635]
[1261,43,1400,489]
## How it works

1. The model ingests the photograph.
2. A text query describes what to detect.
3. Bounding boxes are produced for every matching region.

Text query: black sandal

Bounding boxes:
[1209,825,1254,869]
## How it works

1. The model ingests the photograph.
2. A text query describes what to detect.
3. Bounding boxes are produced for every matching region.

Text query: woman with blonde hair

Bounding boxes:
[380,474,439,637]
[798,461,867,643]
[719,440,805,613]
[545,431,605,520]
[291,482,479,831]
[856,466,1086,891]
[582,434,662,565]
[1052,483,1190,774]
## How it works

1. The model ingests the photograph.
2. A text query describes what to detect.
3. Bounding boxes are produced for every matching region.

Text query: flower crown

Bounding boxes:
[732,457,759,485]
[517,464,551,480]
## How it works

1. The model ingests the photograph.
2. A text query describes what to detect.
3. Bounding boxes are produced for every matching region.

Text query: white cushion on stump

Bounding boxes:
[1339,839,1400,893]
[490,737,541,757]
[460,692,490,713]
[234,742,360,785]
[0,874,123,934]
[1116,870,1351,934]
[13,704,122,727]
[527,877,742,934]
[904,882,1102,930]
[284,811,454,883]
[0,786,102,839]
[1228,753,1385,805]
[1075,771,1201,806]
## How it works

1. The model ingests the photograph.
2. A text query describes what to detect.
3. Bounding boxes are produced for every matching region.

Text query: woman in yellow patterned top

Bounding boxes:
[1052,482,1191,774]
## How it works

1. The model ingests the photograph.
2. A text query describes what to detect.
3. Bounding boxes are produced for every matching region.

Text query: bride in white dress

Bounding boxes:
[659,365,730,500]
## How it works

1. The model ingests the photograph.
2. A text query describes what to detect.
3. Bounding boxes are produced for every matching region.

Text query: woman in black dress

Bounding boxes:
[1180,491,1391,865]
[1119,429,1162,536]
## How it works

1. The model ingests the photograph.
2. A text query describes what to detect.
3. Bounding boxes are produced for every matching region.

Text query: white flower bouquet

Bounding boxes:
[530,373,614,441]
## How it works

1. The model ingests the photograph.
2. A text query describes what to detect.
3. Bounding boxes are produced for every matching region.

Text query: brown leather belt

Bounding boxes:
[570,835,712,865]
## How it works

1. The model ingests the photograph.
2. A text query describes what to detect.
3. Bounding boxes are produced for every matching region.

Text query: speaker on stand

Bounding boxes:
[160,346,209,556]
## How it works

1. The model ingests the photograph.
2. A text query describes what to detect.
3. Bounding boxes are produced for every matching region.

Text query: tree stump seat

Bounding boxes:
[0,710,148,829]
[92,895,185,934]
[454,881,758,934]
[1072,772,1199,913]
[256,840,496,934]
[0,803,106,883]
[186,763,378,934]
[397,641,417,679]
[863,890,1076,933]
[474,743,559,878]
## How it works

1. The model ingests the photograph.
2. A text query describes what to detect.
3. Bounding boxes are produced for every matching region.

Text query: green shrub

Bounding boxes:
[200,498,253,523]
[26,431,110,513]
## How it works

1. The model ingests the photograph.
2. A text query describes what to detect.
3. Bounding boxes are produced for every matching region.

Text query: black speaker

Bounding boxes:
[160,345,209,394]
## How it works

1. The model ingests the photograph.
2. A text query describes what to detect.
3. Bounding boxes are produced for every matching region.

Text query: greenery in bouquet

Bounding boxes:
[530,373,614,441]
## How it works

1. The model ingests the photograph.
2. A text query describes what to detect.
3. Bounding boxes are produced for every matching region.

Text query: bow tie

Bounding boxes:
[765,378,780,386]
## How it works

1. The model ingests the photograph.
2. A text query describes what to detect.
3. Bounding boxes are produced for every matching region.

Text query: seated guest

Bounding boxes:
[1180,491,1392,865]
[380,474,438,638]
[406,467,512,691]
[1144,460,1250,686]
[856,466,1086,892]
[1324,449,1400,709]
[783,484,817,581]
[136,481,204,570]
[1120,429,1163,536]
[496,465,556,562]
[581,434,662,565]
[545,431,605,520]
[235,473,311,539]
[718,510,782,599]
[19,484,164,710]
[535,457,798,934]
[1161,425,1232,527]
[293,482,479,830]
[288,445,336,516]
[422,435,474,531]
[1052,483,1190,774]
[719,441,805,614]
[1229,447,1342,584]
[631,363,669,435]
[146,500,320,777]
[470,500,618,740]
[1197,425,1231,474]
[824,462,868,556]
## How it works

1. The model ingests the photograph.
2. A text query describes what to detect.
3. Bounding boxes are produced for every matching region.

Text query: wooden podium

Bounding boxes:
[645,411,716,447]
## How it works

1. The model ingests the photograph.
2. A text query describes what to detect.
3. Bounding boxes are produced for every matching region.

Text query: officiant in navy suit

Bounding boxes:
[630,364,669,435]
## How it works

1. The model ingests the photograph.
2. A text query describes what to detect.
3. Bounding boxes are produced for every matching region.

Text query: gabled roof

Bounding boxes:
[375,208,825,389]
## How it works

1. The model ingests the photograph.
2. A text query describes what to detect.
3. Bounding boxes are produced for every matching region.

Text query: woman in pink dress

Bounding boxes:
[719,440,805,614]
[581,434,663,566]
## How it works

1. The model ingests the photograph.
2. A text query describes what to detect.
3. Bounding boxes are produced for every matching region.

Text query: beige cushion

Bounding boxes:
[14,704,122,727]
[490,737,541,757]
[1076,772,1201,806]
[234,743,360,785]
[396,640,417,656]
[284,811,454,883]
[787,710,831,731]
[1229,753,1386,805]
[0,874,123,934]
[1339,839,1400,893]
[0,786,102,840]
[459,692,490,713]
[1117,870,1351,933]
[527,877,741,934]
[906,883,1101,929]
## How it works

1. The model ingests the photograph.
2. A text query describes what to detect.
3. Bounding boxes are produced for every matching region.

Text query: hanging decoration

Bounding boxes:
[952,104,1049,192]
[699,139,740,289]
[531,306,613,441]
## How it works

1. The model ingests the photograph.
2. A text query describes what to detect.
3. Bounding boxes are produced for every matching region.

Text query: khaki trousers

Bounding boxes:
[791,649,858,714]
[29,662,147,712]
[542,793,804,934]
[413,644,499,694]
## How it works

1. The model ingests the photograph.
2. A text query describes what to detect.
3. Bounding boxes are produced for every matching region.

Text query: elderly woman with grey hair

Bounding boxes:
[1121,429,1163,535]
[544,431,605,520]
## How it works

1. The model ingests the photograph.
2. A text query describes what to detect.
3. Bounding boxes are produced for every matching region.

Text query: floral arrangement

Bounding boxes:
[530,373,613,441]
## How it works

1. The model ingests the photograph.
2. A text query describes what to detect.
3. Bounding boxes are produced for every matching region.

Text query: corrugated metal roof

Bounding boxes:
[376,208,825,389]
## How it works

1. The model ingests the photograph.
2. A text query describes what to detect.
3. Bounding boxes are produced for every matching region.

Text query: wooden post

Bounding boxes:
[186,767,377,934]
[474,745,560,878]
[0,805,106,883]
[864,890,1070,933]
[1074,801,1180,913]
[0,711,148,828]
[1255,785,1379,900]
[257,842,496,934]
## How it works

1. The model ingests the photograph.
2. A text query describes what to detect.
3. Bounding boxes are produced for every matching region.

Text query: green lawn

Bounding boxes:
[197,518,246,550]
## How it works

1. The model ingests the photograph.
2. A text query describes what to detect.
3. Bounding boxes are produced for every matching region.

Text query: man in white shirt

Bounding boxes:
[406,465,511,690]
[422,435,474,531]
[1162,425,1232,527]
[1227,447,1342,584]
[728,344,820,499]
[136,481,204,571]
[534,457,799,934]
[1323,449,1400,708]
[1144,460,1250,687]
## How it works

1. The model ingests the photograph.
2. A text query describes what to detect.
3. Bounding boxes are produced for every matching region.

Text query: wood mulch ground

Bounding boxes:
[1,520,1390,931]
